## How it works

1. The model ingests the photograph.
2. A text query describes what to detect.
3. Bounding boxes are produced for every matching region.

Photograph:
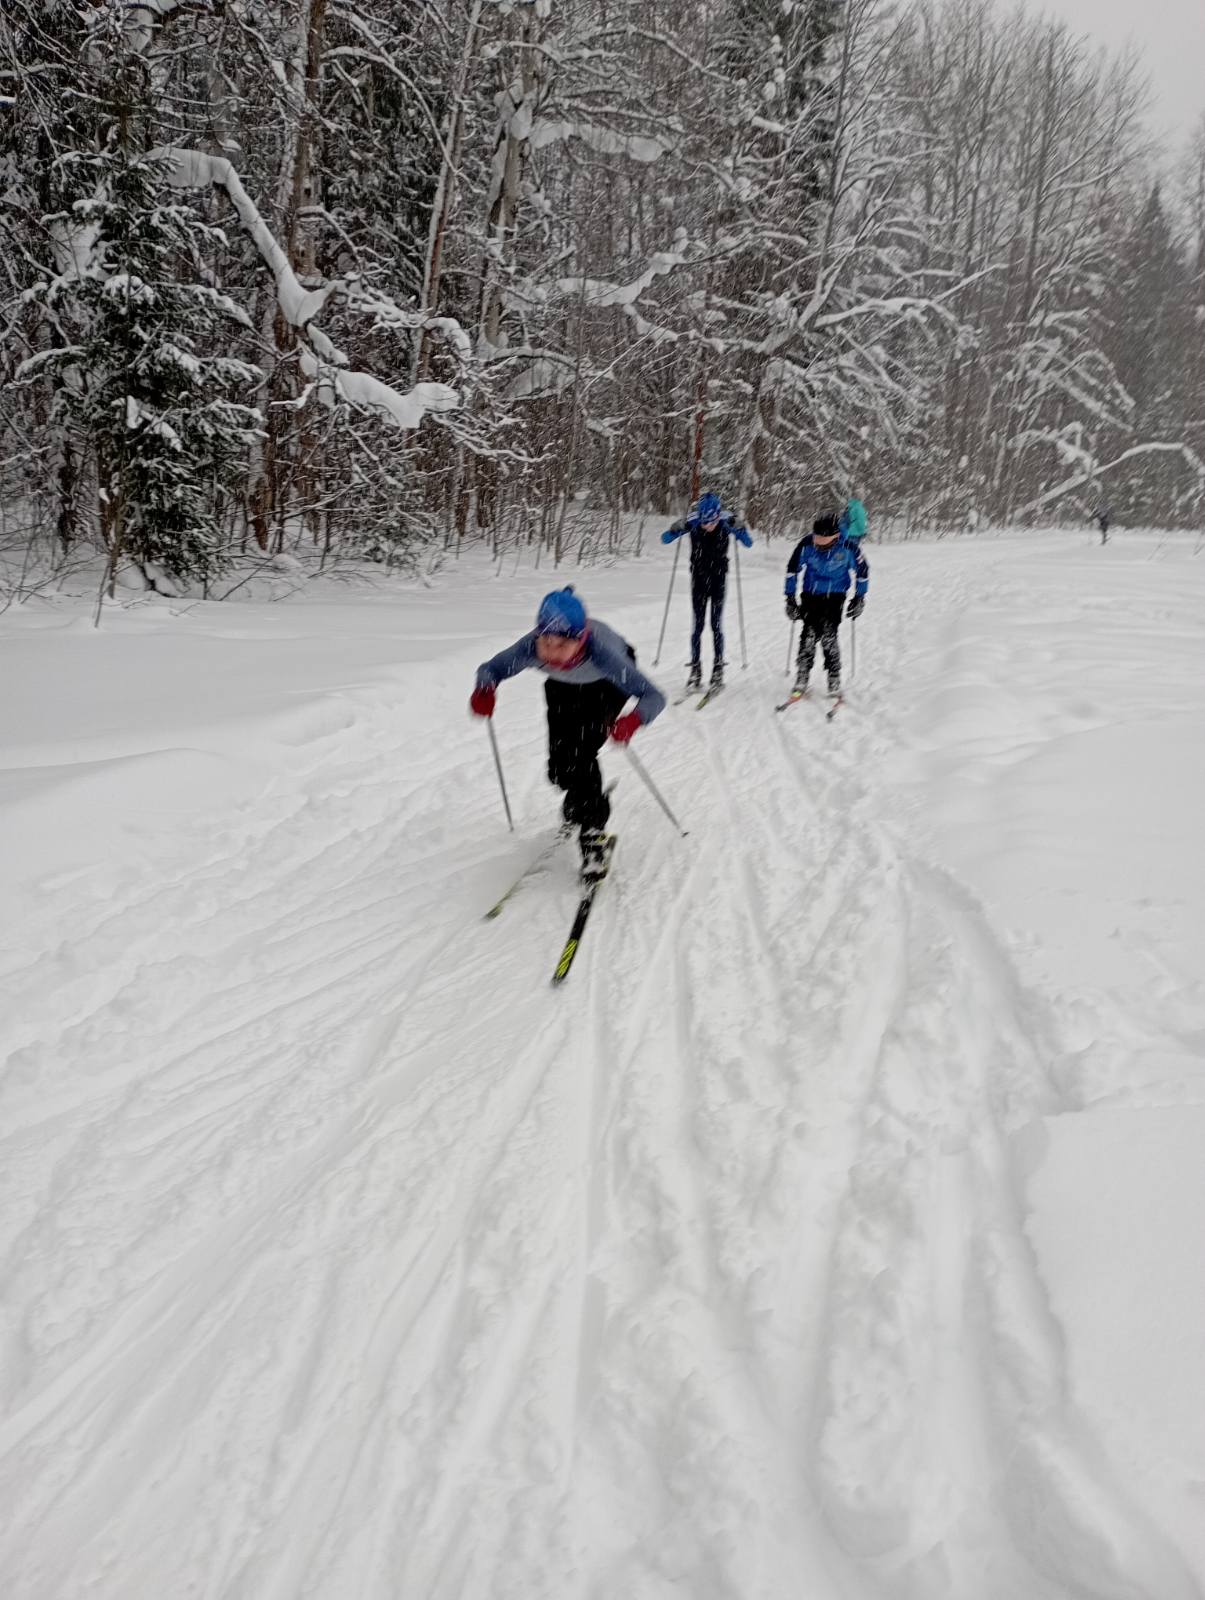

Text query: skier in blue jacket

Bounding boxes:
[470,587,665,878]
[784,512,869,696]
[660,490,752,691]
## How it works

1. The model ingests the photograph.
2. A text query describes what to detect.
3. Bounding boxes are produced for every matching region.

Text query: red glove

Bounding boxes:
[470,684,496,718]
[610,711,642,745]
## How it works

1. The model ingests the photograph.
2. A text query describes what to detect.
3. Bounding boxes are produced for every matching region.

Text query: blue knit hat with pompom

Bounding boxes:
[536,586,587,638]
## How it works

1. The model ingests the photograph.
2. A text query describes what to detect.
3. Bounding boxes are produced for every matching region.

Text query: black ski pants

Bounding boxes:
[796,593,845,680]
[690,572,727,668]
[545,676,628,832]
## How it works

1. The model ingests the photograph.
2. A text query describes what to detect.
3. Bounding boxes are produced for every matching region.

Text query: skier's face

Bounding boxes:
[701,518,720,532]
[537,632,586,669]
[814,531,838,547]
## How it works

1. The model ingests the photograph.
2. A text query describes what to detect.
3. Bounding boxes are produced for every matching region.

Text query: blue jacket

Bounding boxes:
[477,619,666,725]
[784,536,869,599]
[661,514,752,586]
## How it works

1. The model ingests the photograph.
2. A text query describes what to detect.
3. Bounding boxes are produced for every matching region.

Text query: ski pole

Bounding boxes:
[850,616,857,684]
[733,542,748,669]
[785,620,795,678]
[624,746,688,836]
[486,719,515,832]
[652,538,681,667]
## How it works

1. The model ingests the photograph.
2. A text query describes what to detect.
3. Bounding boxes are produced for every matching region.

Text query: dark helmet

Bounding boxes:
[812,511,841,540]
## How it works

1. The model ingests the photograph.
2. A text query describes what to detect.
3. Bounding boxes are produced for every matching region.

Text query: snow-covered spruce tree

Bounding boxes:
[10,3,261,591]
[98,0,467,567]
[1101,185,1200,524]
[0,0,107,561]
[40,163,260,589]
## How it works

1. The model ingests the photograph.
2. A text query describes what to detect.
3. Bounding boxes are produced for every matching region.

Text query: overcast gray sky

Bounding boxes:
[1037,0,1202,143]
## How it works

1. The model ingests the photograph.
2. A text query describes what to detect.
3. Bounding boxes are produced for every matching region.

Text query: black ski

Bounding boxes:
[696,682,724,710]
[824,694,845,722]
[551,836,617,985]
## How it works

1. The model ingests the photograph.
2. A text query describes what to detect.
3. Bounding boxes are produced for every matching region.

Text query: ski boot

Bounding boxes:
[792,667,810,696]
[579,828,610,883]
[685,661,703,693]
[826,671,842,699]
[709,661,725,690]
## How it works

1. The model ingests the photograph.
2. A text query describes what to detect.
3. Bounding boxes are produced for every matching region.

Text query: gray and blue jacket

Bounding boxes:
[476,619,666,725]
[785,535,869,599]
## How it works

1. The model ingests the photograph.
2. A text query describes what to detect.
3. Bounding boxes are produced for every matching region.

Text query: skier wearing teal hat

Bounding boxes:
[839,497,868,542]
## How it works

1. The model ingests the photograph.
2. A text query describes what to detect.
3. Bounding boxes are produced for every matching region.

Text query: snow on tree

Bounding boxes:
[3,0,1203,577]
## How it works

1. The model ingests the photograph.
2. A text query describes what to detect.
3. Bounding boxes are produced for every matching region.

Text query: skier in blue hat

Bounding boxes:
[470,587,665,878]
[660,491,752,691]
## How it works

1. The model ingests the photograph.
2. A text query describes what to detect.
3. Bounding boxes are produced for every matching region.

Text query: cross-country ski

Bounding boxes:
[775,687,844,719]
[775,688,809,712]
[550,835,617,984]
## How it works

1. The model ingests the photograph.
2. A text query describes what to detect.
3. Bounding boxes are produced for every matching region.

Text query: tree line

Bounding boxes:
[2,0,1202,593]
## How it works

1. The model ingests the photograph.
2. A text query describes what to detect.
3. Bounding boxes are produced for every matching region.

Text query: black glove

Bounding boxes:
[785,597,799,622]
[846,594,864,621]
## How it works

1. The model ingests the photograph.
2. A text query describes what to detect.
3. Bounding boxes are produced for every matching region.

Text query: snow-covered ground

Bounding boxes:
[2,530,1204,1599]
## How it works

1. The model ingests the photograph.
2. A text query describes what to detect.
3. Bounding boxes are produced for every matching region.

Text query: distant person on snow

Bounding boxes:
[839,496,868,544]
[660,490,752,692]
[784,511,869,697]
[1096,504,1111,545]
[470,587,666,880]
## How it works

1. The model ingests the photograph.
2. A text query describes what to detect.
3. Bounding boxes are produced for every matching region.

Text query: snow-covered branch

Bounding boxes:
[553,245,688,311]
[530,119,671,165]
[153,147,461,431]
[1018,443,1205,514]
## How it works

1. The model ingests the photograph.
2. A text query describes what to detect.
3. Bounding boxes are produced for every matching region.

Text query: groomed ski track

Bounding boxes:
[2,537,1201,1599]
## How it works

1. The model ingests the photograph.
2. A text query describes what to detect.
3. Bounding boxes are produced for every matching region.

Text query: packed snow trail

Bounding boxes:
[2,535,1204,1598]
